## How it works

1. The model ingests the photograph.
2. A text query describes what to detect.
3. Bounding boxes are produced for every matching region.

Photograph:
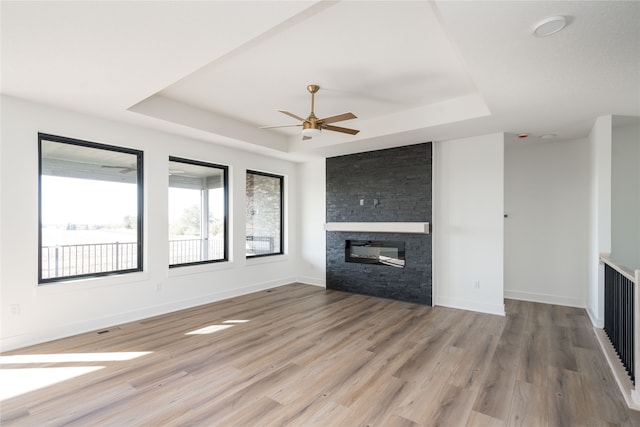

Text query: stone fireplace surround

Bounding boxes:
[325,142,432,305]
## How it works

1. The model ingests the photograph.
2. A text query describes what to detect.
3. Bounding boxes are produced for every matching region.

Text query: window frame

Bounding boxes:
[38,133,144,284]
[168,156,229,268]
[245,169,284,258]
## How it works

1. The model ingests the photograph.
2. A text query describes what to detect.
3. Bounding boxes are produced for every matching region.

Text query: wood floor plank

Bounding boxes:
[466,410,506,427]
[1,285,635,426]
[426,384,476,427]
[472,319,524,421]
[394,345,463,423]
[450,331,500,392]
[471,357,519,421]
[392,326,454,381]
[547,366,588,426]
[548,325,580,372]
[339,375,412,427]
[574,347,630,426]
[517,320,549,387]
[507,381,548,427]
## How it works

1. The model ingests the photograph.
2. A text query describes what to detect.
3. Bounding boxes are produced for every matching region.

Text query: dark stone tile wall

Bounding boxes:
[326,142,432,305]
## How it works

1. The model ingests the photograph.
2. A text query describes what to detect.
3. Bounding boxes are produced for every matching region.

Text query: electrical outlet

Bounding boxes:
[10,304,21,316]
[473,280,480,289]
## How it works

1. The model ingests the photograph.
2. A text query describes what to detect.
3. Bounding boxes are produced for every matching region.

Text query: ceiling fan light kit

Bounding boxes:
[302,124,322,138]
[262,84,359,140]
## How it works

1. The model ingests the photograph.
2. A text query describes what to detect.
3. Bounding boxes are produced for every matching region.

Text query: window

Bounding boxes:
[39,133,143,283]
[169,157,228,267]
[246,170,284,257]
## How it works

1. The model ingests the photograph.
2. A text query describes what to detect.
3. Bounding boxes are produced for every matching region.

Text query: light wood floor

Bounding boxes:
[1,283,638,426]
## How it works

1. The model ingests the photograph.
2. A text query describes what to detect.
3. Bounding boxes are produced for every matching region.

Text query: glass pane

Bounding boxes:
[246,171,283,257]
[39,136,142,282]
[168,158,227,266]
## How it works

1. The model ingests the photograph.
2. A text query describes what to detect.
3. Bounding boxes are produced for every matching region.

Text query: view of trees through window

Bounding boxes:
[168,157,227,266]
[39,134,143,283]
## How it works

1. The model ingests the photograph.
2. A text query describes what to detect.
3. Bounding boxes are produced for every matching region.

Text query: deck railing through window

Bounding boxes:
[43,239,228,278]
[246,236,275,256]
[169,238,224,265]
[41,242,138,279]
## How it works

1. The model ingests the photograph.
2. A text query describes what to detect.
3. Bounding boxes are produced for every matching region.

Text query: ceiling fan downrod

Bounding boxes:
[307,84,320,122]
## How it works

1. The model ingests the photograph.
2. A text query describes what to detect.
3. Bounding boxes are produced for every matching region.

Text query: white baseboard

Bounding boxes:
[0,278,293,352]
[296,276,326,288]
[586,307,604,328]
[435,296,505,316]
[504,289,585,308]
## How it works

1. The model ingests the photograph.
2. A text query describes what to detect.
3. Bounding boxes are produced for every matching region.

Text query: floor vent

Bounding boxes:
[97,327,120,335]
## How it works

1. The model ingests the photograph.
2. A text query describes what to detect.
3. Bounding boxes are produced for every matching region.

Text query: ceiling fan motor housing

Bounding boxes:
[303,116,321,130]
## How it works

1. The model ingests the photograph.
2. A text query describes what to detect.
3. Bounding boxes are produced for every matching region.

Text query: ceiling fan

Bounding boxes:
[101,165,136,174]
[261,85,359,140]
[102,164,184,175]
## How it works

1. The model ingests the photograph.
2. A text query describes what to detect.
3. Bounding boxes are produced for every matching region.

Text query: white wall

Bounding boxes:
[296,159,326,286]
[588,115,613,327]
[504,137,589,307]
[433,133,505,315]
[611,119,640,271]
[0,95,301,351]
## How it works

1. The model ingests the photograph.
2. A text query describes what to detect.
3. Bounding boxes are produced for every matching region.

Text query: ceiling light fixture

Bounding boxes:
[301,127,321,138]
[532,15,568,37]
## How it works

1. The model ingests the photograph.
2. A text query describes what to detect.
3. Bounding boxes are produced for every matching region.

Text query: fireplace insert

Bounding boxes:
[345,240,405,268]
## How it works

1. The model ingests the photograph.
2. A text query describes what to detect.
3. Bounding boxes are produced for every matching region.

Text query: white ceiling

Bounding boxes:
[2,1,639,162]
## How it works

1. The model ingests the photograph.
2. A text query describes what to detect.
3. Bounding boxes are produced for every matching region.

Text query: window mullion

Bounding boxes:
[201,186,209,260]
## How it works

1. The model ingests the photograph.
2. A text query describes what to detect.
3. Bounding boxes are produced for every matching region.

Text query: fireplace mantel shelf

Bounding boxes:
[324,222,430,234]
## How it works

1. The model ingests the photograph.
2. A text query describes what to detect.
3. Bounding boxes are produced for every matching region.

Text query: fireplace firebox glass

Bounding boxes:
[345,240,405,268]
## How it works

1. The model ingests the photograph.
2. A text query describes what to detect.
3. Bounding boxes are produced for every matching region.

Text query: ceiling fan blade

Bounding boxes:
[320,112,357,124]
[323,124,360,135]
[260,124,302,129]
[278,110,307,122]
[101,165,135,172]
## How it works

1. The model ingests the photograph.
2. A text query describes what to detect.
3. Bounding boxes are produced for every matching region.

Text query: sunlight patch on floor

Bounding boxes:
[186,319,249,335]
[0,351,151,364]
[0,351,152,401]
[0,366,104,400]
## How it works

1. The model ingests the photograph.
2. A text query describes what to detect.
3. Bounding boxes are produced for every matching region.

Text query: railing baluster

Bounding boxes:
[604,263,635,384]
[54,246,59,277]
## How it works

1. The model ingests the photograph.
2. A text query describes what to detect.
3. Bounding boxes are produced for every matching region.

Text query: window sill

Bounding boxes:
[35,271,149,295]
[168,260,234,277]
[245,254,289,265]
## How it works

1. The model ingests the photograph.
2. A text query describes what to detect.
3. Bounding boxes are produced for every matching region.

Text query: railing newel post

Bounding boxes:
[635,269,640,397]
